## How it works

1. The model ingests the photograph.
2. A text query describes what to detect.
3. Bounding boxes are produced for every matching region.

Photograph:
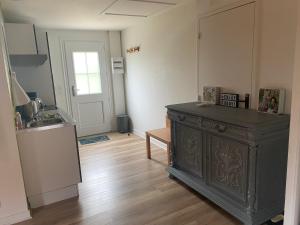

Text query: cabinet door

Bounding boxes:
[4,23,37,55]
[174,122,203,178]
[17,125,82,197]
[207,134,249,204]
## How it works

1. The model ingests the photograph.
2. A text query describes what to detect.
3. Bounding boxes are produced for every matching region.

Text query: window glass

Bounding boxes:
[87,52,100,74]
[72,52,102,95]
[75,74,89,95]
[73,52,87,74]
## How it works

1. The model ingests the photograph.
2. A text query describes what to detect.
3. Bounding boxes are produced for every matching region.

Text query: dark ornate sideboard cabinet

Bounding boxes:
[166,102,290,225]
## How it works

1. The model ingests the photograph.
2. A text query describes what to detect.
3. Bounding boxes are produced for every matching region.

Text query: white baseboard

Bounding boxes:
[133,129,167,150]
[28,185,79,209]
[0,210,31,225]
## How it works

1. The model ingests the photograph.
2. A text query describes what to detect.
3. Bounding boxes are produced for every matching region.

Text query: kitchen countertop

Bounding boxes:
[17,108,76,133]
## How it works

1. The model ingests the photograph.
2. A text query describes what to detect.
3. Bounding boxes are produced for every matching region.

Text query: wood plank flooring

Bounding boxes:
[15,133,241,225]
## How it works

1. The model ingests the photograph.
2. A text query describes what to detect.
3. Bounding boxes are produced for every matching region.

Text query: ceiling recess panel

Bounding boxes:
[103,0,181,17]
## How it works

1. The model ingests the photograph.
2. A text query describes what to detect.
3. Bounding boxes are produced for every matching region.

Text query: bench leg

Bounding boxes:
[146,133,151,159]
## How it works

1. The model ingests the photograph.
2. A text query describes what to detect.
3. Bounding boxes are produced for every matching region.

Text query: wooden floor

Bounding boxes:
[16,133,241,225]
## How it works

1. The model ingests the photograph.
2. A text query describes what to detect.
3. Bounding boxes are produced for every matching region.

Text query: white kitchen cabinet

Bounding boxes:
[4,23,37,55]
[16,120,82,208]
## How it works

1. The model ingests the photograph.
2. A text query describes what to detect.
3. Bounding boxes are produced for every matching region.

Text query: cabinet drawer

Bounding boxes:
[202,119,250,141]
[168,111,202,129]
[168,111,251,141]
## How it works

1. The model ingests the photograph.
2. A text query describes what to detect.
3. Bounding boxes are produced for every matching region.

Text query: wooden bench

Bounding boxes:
[145,117,171,165]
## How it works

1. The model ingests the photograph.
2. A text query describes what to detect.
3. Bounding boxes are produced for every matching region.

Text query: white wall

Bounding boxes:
[0,7,30,225]
[13,28,56,106]
[122,1,199,134]
[122,0,298,135]
[256,0,297,113]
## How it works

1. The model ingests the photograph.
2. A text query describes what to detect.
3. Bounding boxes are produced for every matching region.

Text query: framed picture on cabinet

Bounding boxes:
[258,88,285,114]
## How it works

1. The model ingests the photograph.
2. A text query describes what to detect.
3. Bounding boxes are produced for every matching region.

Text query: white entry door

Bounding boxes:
[65,41,112,137]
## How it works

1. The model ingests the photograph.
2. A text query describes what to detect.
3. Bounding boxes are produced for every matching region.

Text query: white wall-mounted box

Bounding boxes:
[111,57,124,74]
[4,23,37,55]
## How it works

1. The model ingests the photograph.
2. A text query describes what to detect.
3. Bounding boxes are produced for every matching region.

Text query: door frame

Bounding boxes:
[197,0,260,109]
[47,31,114,132]
[49,31,114,134]
[63,40,113,136]
[62,39,114,134]
[284,2,300,223]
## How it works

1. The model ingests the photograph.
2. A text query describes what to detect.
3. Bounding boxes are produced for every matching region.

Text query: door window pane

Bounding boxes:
[89,74,101,94]
[72,52,102,95]
[87,52,100,74]
[76,74,89,95]
[73,52,87,74]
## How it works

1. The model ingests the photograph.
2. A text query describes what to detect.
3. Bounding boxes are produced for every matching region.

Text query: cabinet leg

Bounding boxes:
[146,133,151,159]
[167,143,171,166]
[168,174,175,179]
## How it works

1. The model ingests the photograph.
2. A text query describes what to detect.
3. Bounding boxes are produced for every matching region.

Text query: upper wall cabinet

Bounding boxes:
[4,23,37,55]
[4,23,47,67]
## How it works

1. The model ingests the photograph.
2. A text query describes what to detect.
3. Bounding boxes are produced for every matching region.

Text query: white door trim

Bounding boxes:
[59,37,73,115]
[284,4,300,224]
[197,1,260,108]
[198,0,256,18]
[0,210,31,225]
[62,39,114,123]
[47,30,115,131]
[63,40,113,136]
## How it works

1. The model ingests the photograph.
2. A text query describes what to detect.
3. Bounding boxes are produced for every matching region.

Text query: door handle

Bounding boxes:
[177,115,186,122]
[71,86,77,97]
[215,124,227,133]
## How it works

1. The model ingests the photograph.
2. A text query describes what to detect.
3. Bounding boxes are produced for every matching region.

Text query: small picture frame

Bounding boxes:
[203,86,221,105]
[219,93,240,108]
[258,88,285,114]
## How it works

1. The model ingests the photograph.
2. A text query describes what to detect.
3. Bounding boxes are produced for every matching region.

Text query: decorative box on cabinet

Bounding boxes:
[166,102,290,225]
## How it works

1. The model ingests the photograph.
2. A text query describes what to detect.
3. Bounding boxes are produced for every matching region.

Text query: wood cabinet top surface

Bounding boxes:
[166,102,290,129]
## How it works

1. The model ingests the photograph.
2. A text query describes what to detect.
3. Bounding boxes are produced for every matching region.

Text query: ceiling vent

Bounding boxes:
[101,0,181,17]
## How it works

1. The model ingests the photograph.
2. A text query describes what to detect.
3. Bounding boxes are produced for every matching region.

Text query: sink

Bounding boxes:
[29,117,64,128]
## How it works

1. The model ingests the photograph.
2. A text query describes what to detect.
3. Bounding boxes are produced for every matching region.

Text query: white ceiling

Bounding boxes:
[0,0,185,30]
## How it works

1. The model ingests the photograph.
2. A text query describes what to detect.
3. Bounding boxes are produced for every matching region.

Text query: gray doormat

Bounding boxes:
[78,134,110,145]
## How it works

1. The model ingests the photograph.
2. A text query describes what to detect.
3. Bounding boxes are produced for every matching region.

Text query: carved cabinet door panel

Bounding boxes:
[207,134,249,205]
[174,123,203,178]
